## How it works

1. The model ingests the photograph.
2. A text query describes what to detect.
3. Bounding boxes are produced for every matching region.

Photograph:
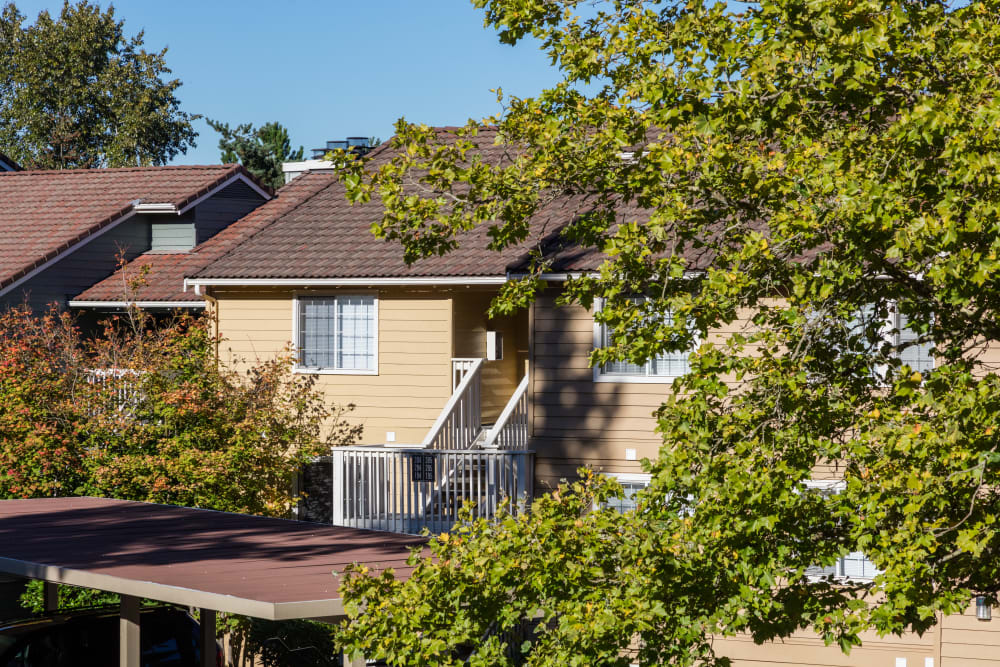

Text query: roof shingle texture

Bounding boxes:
[0,165,259,290]
[74,172,336,303]
[192,129,589,280]
[191,128,709,283]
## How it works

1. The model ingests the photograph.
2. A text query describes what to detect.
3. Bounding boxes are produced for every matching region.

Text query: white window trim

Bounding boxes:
[802,478,879,583]
[598,472,653,512]
[592,298,695,384]
[291,292,379,376]
[609,472,652,485]
[802,479,847,492]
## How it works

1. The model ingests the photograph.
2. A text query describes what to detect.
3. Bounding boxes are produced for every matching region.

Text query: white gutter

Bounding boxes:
[68,300,205,309]
[507,272,595,281]
[184,275,508,294]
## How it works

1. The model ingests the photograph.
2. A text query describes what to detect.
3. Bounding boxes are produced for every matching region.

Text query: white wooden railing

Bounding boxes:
[483,373,530,450]
[330,446,533,534]
[451,357,479,391]
[86,368,143,416]
[423,358,484,450]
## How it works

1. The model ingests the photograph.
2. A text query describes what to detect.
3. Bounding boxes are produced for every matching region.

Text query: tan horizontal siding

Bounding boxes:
[714,632,933,667]
[531,296,683,466]
[453,291,527,422]
[528,295,766,470]
[940,604,1000,666]
[213,287,453,445]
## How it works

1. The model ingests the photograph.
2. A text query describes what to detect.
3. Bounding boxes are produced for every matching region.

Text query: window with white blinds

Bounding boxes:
[601,474,652,514]
[296,295,376,373]
[894,310,934,373]
[802,480,881,582]
[845,303,934,375]
[595,297,692,381]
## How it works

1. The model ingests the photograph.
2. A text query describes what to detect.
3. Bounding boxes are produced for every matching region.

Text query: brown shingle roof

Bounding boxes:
[73,173,338,304]
[0,496,427,618]
[0,165,268,291]
[190,128,703,283]
[190,129,579,281]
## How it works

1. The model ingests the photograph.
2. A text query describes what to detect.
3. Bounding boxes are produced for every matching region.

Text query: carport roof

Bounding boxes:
[0,496,426,620]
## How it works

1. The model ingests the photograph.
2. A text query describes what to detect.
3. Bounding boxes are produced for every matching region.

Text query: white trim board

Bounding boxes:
[185,275,507,293]
[68,300,205,309]
[0,172,272,299]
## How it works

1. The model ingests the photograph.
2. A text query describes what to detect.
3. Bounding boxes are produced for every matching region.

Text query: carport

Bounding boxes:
[0,496,426,666]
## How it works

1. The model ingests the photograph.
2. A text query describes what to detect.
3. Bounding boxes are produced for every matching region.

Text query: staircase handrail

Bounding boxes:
[422,357,484,449]
[483,373,530,450]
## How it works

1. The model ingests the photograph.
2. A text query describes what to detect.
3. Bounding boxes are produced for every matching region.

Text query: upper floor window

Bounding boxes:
[801,479,881,582]
[894,310,934,373]
[846,303,934,375]
[594,297,693,383]
[294,294,377,374]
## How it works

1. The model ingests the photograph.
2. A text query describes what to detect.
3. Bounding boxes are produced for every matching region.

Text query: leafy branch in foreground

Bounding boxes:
[339,0,1000,664]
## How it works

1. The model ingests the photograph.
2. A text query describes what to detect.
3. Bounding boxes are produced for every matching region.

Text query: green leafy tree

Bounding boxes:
[208,119,304,190]
[0,1,198,169]
[338,0,1000,664]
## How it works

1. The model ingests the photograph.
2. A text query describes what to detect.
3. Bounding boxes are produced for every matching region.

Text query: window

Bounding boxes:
[602,473,651,514]
[594,298,693,382]
[295,295,377,373]
[802,479,881,582]
[845,303,934,377]
[894,310,934,374]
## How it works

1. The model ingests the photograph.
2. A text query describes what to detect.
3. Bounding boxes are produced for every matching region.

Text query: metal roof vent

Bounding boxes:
[311,137,371,160]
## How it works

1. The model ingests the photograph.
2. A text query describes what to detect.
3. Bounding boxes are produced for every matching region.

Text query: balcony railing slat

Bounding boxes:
[331,447,533,534]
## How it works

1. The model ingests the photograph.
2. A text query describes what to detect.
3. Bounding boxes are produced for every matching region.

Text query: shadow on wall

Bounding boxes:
[531,294,665,493]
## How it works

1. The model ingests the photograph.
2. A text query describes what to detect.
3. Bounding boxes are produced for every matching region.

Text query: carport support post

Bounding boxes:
[343,651,366,667]
[42,581,58,612]
[119,594,140,667]
[199,608,216,667]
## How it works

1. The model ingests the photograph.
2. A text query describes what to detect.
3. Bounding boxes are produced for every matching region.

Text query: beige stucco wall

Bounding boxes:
[211,286,453,446]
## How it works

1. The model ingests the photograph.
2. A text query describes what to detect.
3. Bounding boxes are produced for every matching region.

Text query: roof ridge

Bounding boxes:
[1,164,240,177]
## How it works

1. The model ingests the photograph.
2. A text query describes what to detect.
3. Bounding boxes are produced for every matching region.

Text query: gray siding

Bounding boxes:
[3,216,152,310]
[150,214,196,252]
[1,178,266,312]
[195,180,266,244]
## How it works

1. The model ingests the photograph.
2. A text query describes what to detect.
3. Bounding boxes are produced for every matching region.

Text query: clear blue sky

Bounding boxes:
[13,0,562,165]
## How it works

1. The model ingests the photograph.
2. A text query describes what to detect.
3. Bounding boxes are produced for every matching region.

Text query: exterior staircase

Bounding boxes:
[329,358,534,534]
